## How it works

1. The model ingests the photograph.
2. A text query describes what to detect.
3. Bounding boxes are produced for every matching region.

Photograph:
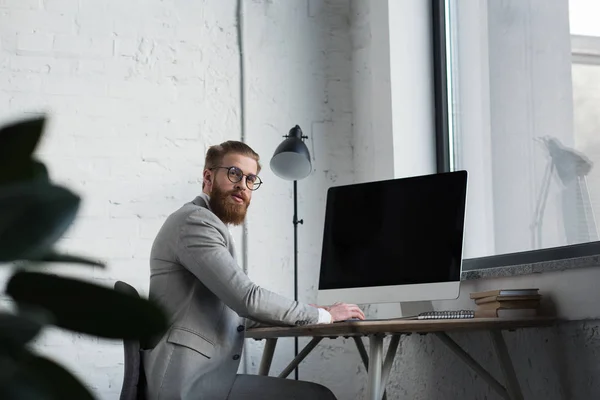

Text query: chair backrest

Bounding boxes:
[114,281,147,400]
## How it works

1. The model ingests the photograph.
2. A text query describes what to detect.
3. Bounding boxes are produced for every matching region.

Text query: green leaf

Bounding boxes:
[37,252,105,268]
[0,309,52,389]
[0,183,80,262]
[6,271,168,341]
[0,312,46,350]
[0,159,50,187]
[0,116,45,161]
[0,116,47,186]
[0,352,95,400]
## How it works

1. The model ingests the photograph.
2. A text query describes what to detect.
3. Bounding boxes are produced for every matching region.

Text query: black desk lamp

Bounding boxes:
[270,125,311,380]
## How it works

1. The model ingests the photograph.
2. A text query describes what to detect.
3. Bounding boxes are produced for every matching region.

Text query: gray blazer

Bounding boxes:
[142,194,319,400]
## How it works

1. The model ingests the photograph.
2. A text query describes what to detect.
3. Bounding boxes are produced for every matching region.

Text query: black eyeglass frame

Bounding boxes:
[210,166,263,191]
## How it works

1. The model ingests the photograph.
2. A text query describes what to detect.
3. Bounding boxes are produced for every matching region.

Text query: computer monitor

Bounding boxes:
[317,171,468,308]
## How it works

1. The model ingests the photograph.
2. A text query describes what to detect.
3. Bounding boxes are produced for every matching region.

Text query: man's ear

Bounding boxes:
[203,169,213,191]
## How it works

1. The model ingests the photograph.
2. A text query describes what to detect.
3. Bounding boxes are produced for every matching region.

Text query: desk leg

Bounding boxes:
[258,338,278,376]
[490,330,524,400]
[380,335,400,392]
[355,336,399,400]
[278,337,323,379]
[367,335,384,400]
[435,332,509,399]
[353,337,369,370]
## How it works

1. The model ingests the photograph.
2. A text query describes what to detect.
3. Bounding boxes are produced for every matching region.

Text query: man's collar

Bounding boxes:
[193,192,212,211]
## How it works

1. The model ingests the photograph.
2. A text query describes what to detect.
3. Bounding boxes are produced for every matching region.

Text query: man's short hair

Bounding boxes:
[203,141,261,188]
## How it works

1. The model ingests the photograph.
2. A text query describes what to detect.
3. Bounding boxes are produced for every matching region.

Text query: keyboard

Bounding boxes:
[416,310,474,320]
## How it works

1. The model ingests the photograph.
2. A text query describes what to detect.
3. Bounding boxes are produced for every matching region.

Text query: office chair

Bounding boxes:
[114,281,147,400]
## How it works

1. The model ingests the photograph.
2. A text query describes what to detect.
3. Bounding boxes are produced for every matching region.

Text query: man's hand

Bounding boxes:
[327,302,365,322]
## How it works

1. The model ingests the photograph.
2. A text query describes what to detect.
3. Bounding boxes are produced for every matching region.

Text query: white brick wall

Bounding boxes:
[0,0,357,398]
[0,0,242,398]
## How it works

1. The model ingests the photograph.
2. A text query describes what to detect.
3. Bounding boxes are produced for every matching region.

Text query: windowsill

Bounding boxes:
[461,251,600,281]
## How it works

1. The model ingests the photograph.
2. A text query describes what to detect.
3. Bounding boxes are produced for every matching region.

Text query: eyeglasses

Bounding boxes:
[211,166,263,191]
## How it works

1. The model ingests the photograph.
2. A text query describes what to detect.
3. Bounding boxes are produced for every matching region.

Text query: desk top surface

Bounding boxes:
[246,317,557,339]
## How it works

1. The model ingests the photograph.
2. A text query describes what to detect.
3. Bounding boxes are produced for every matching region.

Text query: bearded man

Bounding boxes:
[142,141,364,400]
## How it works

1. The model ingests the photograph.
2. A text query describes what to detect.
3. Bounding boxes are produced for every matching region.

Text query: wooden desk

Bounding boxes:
[247,317,556,400]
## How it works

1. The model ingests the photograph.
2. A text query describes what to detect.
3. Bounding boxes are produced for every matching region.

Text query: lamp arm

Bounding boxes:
[530,160,554,249]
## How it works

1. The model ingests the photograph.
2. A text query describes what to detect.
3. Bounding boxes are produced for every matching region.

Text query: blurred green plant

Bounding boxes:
[0,115,168,399]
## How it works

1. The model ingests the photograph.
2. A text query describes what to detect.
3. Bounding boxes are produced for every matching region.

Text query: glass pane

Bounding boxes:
[570,0,600,253]
[447,0,600,259]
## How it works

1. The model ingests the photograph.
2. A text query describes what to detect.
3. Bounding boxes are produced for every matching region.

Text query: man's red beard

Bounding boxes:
[209,184,250,226]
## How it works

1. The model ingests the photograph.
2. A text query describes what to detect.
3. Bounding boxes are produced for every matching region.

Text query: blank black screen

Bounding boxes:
[318,171,467,290]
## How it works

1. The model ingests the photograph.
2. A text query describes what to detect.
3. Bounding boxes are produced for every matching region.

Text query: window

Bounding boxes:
[440,0,600,267]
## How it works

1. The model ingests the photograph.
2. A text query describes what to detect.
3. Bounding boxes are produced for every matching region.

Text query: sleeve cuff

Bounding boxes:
[317,308,332,324]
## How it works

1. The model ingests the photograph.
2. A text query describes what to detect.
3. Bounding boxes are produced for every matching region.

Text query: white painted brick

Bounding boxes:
[0,72,43,92]
[59,237,132,260]
[9,92,81,115]
[175,82,207,103]
[53,34,113,59]
[77,343,122,369]
[43,76,107,96]
[75,12,114,37]
[95,259,150,290]
[16,32,54,55]
[113,16,177,40]
[111,17,144,39]
[113,38,139,58]
[84,365,122,394]
[8,93,51,117]
[0,25,17,52]
[0,51,8,68]
[48,161,109,189]
[69,135,139,158]
[74,96,140,117]
[102,58,135,79]
[32,327,99,349]
[140,98,207,119]
[63,217,140,241]
[9,9,75,34]
[75,193,109,218]
[43,0,78,13]
[108,80,176,101]
[120,117,165,139]
[107,158,179,184]
[105,0,145,16]
[9,54,74,75]
[74,59,106,76]
[55,115,121,139]
[74,59,135,81]
[77,0,106,14]
[0,0,41,10]
[139,137,204,161]
[162,119,203,140]
[131,238,154,260]
[139,218,165,240]
[108,197,187,219]
[0,91,9,112]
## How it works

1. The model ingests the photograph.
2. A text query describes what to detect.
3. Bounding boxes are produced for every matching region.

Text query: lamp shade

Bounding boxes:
[270,125,312,181]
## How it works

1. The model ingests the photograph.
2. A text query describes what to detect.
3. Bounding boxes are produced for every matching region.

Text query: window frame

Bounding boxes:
[432,0,451,174]
[432,0,600,271]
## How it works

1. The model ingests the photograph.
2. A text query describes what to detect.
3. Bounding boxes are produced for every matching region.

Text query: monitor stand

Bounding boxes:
[375,301,434,319]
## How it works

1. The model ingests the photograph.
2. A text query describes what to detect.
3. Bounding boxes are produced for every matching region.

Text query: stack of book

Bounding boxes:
[471,288,541,318]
